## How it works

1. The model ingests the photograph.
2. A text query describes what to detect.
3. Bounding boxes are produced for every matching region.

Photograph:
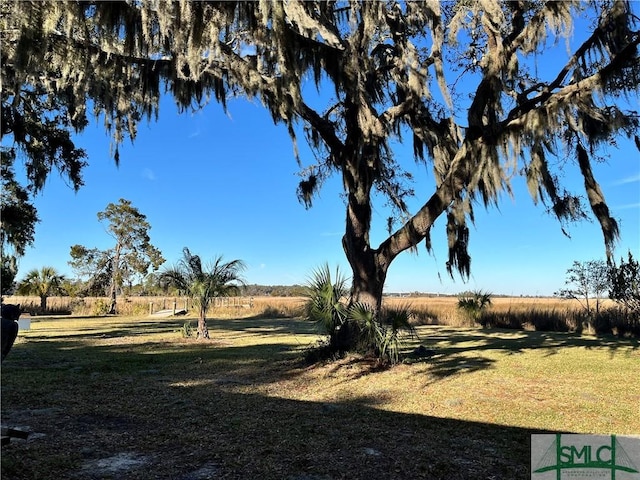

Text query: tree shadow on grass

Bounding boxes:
[20,316,318,348]
[2,346,546,480]
[4,319,632,479]
[412,326,638,354]
[23,318,192,341]
[204,316,318,335]
[401,326,638,381]
[15,318,637,388]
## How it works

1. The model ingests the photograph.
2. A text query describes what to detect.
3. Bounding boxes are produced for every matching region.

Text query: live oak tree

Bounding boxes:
[1,0,88,289]
[1,149,39,293]
[69,199,165,314]
[3,2,639,340]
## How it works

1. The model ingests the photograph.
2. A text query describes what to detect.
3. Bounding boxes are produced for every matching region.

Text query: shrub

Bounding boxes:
[530,309,572,332]
[92,299,111,316]
[479,310,525,330]
[457,290,492,326]
[303,264,349,350]
[377,304,418,365]
[303,265,417,365]
[595,307,640,338]
[340,303,417,366]
[179,321,194,338]
[608,251,640,317]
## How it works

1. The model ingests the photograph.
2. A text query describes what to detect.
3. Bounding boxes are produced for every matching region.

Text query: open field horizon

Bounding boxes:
[5,293,627,337]
[3,293,591,317]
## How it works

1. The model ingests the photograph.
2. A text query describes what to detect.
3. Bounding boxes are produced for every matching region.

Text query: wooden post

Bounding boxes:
[149,302,153,315]
[172,300,177,315]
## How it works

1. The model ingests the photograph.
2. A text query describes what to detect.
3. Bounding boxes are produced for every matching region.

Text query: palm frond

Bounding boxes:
[457,290,493,325]
[304,263,349,336]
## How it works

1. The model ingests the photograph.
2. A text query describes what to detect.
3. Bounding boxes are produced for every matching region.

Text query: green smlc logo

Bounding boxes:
[533,434,639,480]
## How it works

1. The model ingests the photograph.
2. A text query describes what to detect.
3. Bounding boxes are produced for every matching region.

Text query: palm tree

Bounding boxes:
[159,248,246,339]
[457,290,492,326]
[16,266,65,312]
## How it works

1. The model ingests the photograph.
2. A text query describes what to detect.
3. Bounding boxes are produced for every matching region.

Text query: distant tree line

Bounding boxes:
[243,284,307,297]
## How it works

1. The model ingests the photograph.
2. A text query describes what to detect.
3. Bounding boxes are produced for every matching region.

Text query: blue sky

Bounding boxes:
[8,10,640,297]
[12,93,639,296]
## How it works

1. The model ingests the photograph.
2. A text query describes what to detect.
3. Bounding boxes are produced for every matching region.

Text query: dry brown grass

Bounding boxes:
[2,295,307,319]
[4,294,603,331]
[382,295,591,327]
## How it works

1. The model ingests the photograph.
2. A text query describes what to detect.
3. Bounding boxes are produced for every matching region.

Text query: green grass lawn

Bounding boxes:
[1,315,638,479]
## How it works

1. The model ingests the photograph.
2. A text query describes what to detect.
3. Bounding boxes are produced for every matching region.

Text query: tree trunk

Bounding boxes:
[338,105,467,352]
[108,244,122,315]
[339,145,391,351]
[344,237,388,313]
[341,145,383,311]
[40,295,47,312]
[108,283,117,315]
[197,308,210,339]
[342,158,461,315]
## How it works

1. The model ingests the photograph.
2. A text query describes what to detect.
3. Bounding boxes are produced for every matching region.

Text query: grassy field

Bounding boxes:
[4,294,590,326]
[1,310,638,479]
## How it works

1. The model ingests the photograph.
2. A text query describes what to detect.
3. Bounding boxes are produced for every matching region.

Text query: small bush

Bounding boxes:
[378,305,418,365]
[68,297,86,315]
[179,321,194,338]
[303,264,349,350]
[457,291,492,327]
[347,303,417,366]
[92,299,111,316]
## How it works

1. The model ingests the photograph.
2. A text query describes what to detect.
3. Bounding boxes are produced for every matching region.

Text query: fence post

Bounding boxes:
[172,300,177,315]
[149,302,153,315]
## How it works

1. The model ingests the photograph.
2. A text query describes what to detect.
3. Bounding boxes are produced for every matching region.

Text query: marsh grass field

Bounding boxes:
[1,297,638,479]
[4,294,600,325]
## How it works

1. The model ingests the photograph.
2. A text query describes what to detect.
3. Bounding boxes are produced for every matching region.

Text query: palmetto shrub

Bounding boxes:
[345,303,417,365]
[457,290,492,326]
[304,265,416,365]
[303,264,349,351]
[377,304,418,365]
